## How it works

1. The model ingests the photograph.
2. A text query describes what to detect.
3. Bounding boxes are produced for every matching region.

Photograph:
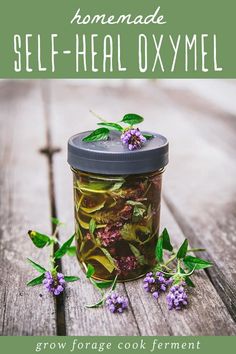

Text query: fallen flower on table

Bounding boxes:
[85,263,128,314]
[26,217,80,296]
[143,228,213,310]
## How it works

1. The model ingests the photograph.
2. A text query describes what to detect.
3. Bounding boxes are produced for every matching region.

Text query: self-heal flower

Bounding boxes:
[115,256,138,275]
[166,283,188,310]
[105,292,128,313]
[143,271,171,299]
[121,128,146,151]
[43,271,65,296]
[97,223,122,247]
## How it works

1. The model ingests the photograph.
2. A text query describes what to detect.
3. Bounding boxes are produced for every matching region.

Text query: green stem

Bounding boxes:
[89,110,107,122]
[50,225,59,270]
[187,248,206,253]
[164,253,177,266]
[177,260,181,273]
[161,264,172,271]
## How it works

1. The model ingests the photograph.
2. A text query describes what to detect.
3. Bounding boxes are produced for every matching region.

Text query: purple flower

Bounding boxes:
[143,271,172,299]
[121,128,146,151]
[43,271,65,296]
[105,292,128,313]
[115,256,138,275]
[97,223,122,247]
[166,283,188,310]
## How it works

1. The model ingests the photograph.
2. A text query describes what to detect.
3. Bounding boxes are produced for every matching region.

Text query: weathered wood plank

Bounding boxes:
[0,81,56,335]
[48,80,236,334]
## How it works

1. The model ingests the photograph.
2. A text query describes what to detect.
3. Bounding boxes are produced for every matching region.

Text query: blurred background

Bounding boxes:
[0,79,236,335]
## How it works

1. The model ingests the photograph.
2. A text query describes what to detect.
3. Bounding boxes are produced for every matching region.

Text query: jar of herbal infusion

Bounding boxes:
[68,130,168,281]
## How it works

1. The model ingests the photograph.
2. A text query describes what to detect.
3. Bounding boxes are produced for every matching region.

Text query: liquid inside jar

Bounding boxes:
[72,169,163,281]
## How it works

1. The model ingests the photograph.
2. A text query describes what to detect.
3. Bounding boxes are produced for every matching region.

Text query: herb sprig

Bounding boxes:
[143,228,213,310]
[27,217,80,295]
[83,111,154,150]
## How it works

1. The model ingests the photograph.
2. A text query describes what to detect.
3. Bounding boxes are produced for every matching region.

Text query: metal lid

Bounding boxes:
[67,130,169,175]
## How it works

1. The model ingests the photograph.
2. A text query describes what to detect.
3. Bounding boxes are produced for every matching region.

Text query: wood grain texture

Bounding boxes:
[0,81,56,335]
[47,80,236,335]
[0,79,235,335]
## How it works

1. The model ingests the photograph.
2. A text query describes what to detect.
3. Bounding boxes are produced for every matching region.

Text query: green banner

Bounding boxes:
[0,0,235,78]
[1,336,236,354]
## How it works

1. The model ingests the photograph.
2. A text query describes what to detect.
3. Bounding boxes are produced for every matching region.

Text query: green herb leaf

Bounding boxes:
[54,234,75,259]
[121,113,144,125]
[28,230,51,248]
[66,246,77,256]
[51,217,63,226]
[129,243,141,258]
[183,255,213,270]
[87,255,115,273]
[27,258,46,273]
[27,273,45,287]
[64,276,80,282]
[86,263,95,278]
[155,237,163,262]
[133,206,146,222]
[89,219,96,235]
[129,244,147,265]
[161,228,173,252]
[100,248,118,270]
[185,276,195,287]
[97,122,123,132]
[82,128,109,142]
[93,280,114,289]
[143,133,154,140]
[126,200,146,207]
[109,182,124,191]
[177,239,189,259]
[126,201,146,222]
[120,223,150,244]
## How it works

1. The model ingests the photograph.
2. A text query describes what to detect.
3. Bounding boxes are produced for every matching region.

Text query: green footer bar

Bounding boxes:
[0,336,235,354]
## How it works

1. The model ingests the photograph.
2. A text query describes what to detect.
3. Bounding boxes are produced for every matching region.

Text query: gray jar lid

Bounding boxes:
[67,130,169,175]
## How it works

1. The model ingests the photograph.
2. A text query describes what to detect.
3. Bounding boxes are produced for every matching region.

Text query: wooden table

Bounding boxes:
[0,79,236,336]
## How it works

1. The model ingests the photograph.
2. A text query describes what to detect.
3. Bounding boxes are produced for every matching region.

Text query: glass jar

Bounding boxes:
[68,131,168,281]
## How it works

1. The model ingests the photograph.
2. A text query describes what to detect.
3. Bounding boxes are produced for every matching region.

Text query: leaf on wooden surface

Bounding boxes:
[27,273,45,287]
[86,263,95,278]
[54,234,75,259]
[28,230,51,248]
[27,258,46,273]
[177,239,189,259]
[183,255,213,270]
[64,276,80,282]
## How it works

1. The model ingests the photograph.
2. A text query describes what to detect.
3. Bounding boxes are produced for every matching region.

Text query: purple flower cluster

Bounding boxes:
[115,256,138,274]
[143,271,172,299]
[105,292,129,313]
[97,223,122,247]
[166,283,188,310]
[121,128,146,151]
[43,271,65,296]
